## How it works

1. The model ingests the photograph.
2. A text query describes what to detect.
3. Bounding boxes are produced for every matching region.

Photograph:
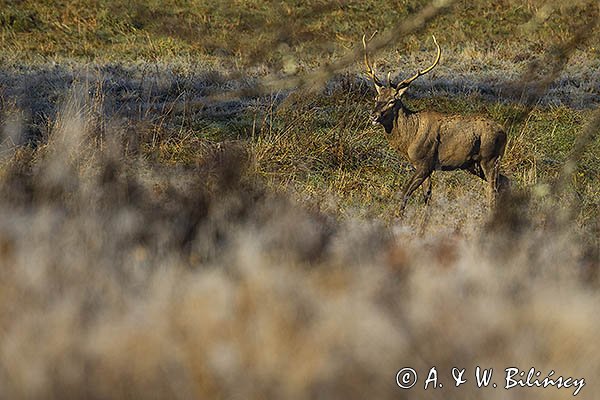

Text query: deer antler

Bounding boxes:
[362,31,384,88]
[395,35,441,89]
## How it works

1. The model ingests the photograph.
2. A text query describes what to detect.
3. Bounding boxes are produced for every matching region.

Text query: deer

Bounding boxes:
[362,33,509,213]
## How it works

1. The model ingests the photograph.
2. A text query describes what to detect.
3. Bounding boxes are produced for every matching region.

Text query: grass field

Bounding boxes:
[0,0,599,398]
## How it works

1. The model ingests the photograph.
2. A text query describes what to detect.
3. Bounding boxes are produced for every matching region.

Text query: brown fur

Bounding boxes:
[371,86,509,212]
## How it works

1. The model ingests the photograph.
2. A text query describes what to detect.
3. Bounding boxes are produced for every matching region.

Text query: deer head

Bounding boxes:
[362,33,441,125]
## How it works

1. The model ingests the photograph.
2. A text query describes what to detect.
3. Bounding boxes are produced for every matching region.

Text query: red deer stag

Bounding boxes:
[362,33,509,212]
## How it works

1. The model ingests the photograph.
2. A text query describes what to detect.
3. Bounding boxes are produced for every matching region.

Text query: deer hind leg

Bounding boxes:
[498,173,510,193]
[481,157,501,208]
[422,176,432,205]
[399,167,433,214]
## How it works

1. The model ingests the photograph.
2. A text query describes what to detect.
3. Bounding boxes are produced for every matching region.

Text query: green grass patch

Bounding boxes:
[1,0,598,64]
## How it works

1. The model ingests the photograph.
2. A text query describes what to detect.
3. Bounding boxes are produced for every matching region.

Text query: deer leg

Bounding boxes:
[422,176,432,205]
[481,158,500,208]
[498,174,510,193]
[400,168,432,213]
[467,163,486,180]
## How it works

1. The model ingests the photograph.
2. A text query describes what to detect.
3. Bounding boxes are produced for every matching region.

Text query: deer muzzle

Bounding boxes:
[371,113,384,126]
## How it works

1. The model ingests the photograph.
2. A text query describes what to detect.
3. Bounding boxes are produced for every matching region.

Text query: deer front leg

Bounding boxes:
[399,167,432,213]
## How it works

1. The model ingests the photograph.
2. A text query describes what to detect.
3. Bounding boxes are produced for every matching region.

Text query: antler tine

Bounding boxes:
[362,31,384,87]
[397,35,441,89]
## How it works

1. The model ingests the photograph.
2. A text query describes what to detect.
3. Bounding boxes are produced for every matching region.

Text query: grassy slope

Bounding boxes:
[1,0,598,64]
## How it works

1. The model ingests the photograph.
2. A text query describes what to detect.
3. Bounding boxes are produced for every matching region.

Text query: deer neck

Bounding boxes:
[389,102,418,154]
[394,102,417,130]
